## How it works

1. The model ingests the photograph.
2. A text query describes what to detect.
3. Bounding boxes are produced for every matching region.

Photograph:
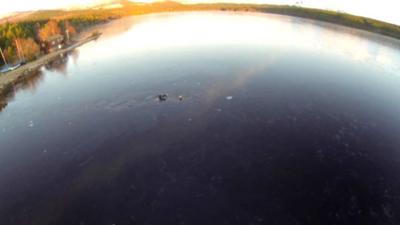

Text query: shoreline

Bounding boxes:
[0,32,101,97]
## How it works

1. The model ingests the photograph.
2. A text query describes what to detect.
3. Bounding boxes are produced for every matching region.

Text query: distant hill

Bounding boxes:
[0,0,187,23]
[0,11,35,24]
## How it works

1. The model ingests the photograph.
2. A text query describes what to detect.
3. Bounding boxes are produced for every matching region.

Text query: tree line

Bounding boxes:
[0,17,106,66]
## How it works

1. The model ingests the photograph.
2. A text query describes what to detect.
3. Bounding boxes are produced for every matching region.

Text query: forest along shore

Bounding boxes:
[0,32,101,97]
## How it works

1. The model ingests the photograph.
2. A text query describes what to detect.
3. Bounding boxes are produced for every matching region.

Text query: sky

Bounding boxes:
[0,0,399,25]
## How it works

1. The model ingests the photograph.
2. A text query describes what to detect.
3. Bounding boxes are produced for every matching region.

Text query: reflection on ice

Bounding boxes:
[81,12,400,74]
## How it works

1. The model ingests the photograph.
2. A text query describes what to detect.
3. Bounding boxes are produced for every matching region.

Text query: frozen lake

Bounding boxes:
[1,12,400,225]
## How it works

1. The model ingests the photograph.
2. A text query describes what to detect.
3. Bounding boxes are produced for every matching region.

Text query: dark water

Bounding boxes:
[1,12,400,225]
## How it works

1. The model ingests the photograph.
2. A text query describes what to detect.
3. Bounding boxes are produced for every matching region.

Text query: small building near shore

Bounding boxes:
[41,34,64,53]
